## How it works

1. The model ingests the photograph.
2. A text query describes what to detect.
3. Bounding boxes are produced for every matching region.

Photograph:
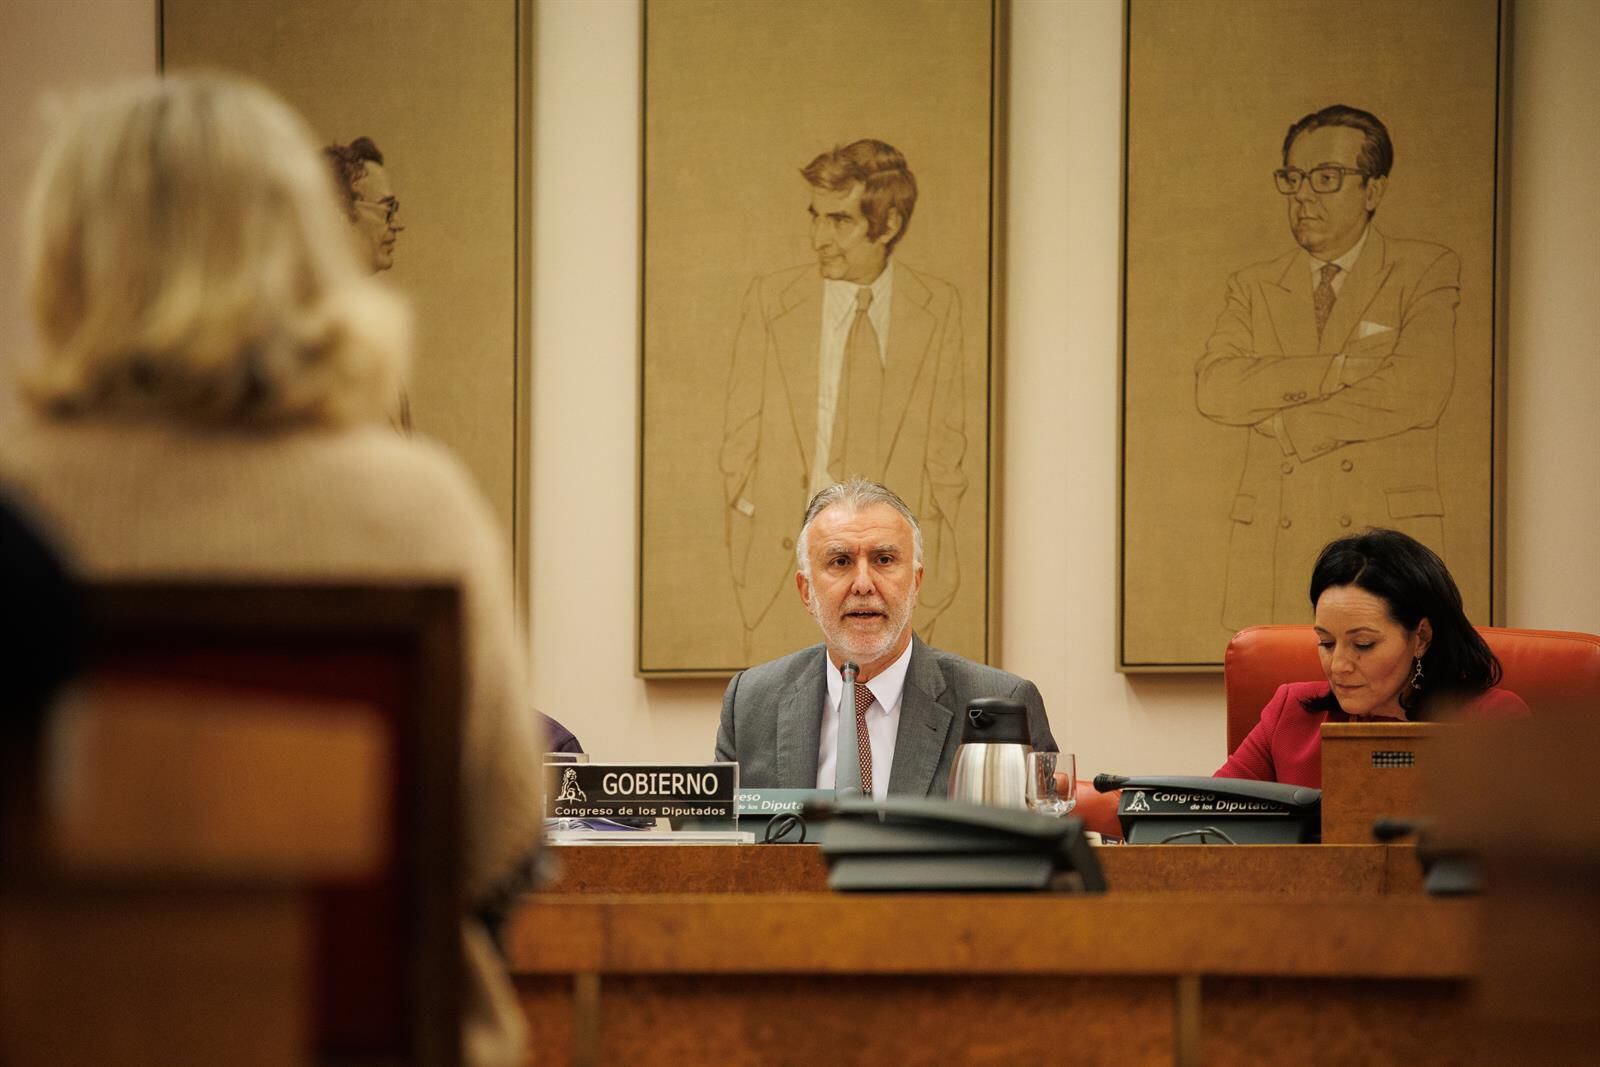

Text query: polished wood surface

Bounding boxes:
[509,892,1480,1067]
[1320,721,1438,844]
[516,844,1467,1065]
[544,841,1426,895]
[513,892,1474,976]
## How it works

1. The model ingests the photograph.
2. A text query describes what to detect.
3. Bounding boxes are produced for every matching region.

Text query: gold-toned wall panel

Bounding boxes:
[163,0,523,563]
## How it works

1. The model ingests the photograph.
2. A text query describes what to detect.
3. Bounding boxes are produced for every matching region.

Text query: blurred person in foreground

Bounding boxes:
[0,74,540,1067]
[1217,528,1528,788]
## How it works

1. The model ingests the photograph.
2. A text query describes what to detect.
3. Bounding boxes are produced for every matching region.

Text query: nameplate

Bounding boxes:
[547,762,738,820]
[736,788,832,816]
[1121,787,1297,818]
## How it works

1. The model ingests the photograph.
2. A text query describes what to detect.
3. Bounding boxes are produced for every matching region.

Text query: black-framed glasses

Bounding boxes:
[1273,165,1367,195]
[356,196,400,223]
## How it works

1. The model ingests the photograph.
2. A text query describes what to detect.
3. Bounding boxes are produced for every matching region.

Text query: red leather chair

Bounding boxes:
[1224,624,1600,755]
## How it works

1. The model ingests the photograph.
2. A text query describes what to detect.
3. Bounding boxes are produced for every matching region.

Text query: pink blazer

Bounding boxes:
[1215,680,1530,788]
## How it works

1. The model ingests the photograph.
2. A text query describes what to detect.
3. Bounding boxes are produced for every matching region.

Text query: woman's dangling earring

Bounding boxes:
[1409,656,1425,691]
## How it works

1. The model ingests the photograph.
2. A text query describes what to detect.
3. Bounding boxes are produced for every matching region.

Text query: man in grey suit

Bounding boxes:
[714,479,1054,799]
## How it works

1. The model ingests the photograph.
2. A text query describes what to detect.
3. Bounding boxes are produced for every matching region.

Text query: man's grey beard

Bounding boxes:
[809,589,918,664]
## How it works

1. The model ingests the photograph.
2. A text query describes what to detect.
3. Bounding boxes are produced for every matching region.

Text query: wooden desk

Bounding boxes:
[543,842,1426,896]
[1321,721,1439,843]
[516,845,1461,1065]
[509,892,1480,1067]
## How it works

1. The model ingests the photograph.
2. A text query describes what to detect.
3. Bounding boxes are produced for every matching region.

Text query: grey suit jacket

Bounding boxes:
[714,636,1056,797]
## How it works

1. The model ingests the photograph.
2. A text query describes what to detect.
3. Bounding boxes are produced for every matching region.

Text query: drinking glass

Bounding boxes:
[1027,751,1076,817]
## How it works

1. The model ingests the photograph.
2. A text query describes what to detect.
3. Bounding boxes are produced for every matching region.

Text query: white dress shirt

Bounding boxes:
[1306,222,1370,296]
[815,638,913,801]
[808,259,895,497]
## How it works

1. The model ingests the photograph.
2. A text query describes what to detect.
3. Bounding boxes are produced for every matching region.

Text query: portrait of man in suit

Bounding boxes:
[720,139,967,663]
[1195,105,1459,629]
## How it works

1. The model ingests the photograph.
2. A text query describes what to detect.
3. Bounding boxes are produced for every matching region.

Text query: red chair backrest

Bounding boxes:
[1224,625,1600,755]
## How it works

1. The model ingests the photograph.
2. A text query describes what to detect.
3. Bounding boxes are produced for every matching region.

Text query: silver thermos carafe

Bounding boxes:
[947,697,1034,809]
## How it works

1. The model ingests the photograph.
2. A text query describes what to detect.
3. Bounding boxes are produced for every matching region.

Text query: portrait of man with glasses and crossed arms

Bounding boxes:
[1195,104,1460,630]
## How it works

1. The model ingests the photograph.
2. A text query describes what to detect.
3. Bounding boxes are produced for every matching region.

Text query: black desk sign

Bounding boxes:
[547,762,738,820]
[1099,774,1321,845]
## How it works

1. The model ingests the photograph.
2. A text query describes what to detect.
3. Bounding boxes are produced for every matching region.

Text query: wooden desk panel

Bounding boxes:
[514,894,1475,977]
[523,973,1173,1067]
[1321,722,1439,844]
[544,843,1425,896]
[509,894,1479,1067]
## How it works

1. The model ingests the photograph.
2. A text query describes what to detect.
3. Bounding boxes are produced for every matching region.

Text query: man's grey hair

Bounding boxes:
[795,478,924,577]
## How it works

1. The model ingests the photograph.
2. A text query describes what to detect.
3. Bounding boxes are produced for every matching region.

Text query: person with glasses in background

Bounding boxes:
[325,135,404,273]
[326,136,412,431]
[1195,105,1461,632]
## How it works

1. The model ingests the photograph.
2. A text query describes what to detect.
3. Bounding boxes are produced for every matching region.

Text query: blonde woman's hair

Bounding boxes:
[23,74,409,426]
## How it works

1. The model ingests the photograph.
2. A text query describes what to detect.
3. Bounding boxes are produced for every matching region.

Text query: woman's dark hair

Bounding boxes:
[1302,528,1500,717]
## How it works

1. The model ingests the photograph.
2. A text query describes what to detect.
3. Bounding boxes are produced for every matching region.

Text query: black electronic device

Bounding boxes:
[1094,774,1321,844]
[807,796,1106,892]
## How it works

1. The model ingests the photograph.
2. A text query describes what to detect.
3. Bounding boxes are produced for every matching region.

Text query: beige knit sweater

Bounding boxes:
[0,416,540,1067]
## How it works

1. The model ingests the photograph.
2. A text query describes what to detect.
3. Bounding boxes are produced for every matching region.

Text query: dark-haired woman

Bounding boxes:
[1216,528,1528,788]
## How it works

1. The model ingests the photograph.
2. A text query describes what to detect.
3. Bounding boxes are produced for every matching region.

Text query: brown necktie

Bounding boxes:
[830,286,883,480]
[1314,262,1340,340]
[852,681,874,794]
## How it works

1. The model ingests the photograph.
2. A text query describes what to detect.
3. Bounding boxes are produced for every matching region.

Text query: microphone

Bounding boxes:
[1093,773,1129,793]
[836,661,863,796]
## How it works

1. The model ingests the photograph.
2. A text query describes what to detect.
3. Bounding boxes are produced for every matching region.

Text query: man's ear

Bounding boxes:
[795,570,813,612]
[877,208,903,246]
[1364,174,1387,214]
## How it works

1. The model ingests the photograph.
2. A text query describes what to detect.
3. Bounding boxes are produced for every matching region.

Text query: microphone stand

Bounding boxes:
[836,661,863,797]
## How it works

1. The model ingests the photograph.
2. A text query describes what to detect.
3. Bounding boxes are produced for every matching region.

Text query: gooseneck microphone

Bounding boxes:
[836,661,863,796]
[1093,773,1129,793]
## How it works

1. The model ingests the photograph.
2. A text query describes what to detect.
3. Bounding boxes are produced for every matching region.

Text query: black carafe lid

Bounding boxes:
[960,698,1032,745]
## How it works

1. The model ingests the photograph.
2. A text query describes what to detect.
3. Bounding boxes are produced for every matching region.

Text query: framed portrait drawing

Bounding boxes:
[1119,0,1508,669]
[161,0,535,617]
[638,0,1003,675]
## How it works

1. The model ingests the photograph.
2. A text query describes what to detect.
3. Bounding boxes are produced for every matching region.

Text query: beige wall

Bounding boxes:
[0,0,155,437]
[1504,0,1600,632]
[4,0,1595,775]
